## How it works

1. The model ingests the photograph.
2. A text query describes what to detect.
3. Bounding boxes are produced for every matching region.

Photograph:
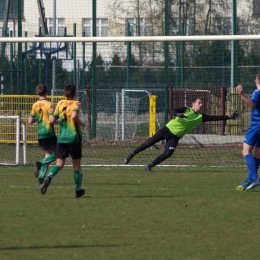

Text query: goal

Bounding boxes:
[0,116,27,165]
[0,34,255,167]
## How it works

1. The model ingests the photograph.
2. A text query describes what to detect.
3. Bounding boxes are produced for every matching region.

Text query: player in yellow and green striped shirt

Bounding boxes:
[40,84,86,198]
[28,84,57,184]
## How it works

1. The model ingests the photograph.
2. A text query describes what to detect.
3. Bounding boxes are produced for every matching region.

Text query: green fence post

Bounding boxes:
[92,0,97,138]
[73,23,77,86]
[126,22,131,90]
[164,0,169,125]
[17,0,22,94]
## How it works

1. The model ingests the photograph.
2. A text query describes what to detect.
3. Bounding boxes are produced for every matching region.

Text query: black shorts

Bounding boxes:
[56,142,82,160]
[38,136,57,153]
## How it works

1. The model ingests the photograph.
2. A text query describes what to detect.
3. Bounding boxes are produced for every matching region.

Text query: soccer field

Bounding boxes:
[0,165,259,260]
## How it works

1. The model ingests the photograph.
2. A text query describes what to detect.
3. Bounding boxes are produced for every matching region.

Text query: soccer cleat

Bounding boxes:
[245,180,260,191]
[124,153,134,165]
[75,189,85,198]
[40,177,52,195]
[145,165,152,172]
[236,180,252,191]
[38,178,44,185]
[34,161,42,178]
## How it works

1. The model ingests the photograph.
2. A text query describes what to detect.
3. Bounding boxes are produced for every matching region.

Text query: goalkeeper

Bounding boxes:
[124,97,240,172]
[28,83,57,184]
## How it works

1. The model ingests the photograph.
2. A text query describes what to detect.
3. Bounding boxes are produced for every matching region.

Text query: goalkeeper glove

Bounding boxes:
[229,111,241,120]
[176,113,187,118]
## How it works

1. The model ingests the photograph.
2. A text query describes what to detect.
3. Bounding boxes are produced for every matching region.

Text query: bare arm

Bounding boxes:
[72,111,86,128]
[49,114,58,124]
[28,116,36,124]
[236,85,256,108]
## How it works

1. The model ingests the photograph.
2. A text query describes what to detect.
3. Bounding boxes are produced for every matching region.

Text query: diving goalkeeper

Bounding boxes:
[124,97,240,171]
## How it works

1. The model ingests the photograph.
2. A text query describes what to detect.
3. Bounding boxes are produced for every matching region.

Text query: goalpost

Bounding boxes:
[0,116,27,165]
[0,35,256,167]
[116,89,155,141]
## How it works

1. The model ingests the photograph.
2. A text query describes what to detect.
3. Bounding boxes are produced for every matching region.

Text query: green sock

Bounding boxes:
[74,170,82,191]
[38,164,49,179]
[40,154,56,165]
[48,165,60,179]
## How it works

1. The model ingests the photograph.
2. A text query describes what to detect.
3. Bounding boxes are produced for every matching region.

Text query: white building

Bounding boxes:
[0,0,260,66]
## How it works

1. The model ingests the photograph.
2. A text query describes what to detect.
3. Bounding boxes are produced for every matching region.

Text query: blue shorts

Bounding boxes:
[244,123,260,147]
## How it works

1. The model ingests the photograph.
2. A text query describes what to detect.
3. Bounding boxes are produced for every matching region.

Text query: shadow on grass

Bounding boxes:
[90,183,140,186]
[0,244,130,251]
[83,195,175,199]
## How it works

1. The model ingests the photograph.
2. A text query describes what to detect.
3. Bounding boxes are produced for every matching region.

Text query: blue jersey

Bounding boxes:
[244,88,260,146]
[251,89,260,121]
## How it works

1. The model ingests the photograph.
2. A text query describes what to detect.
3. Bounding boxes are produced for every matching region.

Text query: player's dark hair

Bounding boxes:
[36,83,47,96]
[191,97,203,103]
[64,84,76,98]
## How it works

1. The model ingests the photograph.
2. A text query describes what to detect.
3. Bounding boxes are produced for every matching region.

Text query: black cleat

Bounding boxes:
[38,178,44,185]
[145,165,152,172]
[75,189,85,198]
[124,153,134,165]
[34,162,42,178]
[40,177,52,195]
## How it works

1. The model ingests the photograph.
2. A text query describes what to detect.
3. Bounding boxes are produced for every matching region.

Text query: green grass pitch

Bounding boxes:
[1,165,260,260]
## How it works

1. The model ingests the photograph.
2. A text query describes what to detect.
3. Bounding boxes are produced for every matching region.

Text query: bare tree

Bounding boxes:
[107,0,165,65]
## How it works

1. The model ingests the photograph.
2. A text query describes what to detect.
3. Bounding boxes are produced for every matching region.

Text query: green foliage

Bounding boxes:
[3,39,260,93]
[111,53,121,65]
[194,41,231,66]
[96,54,105,66]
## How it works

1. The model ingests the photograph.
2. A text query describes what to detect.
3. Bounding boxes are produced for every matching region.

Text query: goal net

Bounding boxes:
[52,88,152,141]
[0,0,257,167]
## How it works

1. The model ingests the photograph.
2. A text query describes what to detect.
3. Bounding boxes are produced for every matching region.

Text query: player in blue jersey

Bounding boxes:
[124,97,240,172]
[236,74,260,191]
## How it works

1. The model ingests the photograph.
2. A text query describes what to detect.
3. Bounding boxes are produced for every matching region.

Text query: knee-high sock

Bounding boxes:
[245,157,260,181]
[245,154,258,181]
[74,170,83,191]
[38,164,49,179]
[40,154,56,165]
[254,157,260,180]
[47,165,60,179]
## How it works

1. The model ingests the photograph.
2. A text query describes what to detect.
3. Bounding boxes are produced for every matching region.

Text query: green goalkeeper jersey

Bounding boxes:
[30,99,55,139]
[53,99,82,144]
[166,107,203,137]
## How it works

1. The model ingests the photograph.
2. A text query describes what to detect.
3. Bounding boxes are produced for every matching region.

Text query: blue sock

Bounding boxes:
[254,158,260,180]
[244,154,258,181]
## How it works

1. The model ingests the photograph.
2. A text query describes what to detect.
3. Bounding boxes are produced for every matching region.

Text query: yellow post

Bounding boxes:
[149,95,156,137]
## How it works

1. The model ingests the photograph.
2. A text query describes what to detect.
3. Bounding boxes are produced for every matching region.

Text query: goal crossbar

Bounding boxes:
[2,35,260,43]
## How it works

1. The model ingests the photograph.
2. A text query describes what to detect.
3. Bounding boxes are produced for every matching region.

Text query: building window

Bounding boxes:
[83,18,108,37]
[253,0,260,17]
[47,18,65,36]
[127,18,152,36]
[214,17,231,34]
[0,0,24,19]
[0,27,10,36]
